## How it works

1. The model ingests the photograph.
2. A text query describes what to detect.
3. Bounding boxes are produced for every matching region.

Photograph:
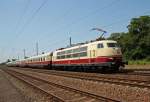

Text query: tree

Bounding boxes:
[127,16,150,60]
[108,15,150,60]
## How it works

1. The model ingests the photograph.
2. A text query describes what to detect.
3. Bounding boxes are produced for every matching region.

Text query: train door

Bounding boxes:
[90,50,96,58]
[89,44,96,63]
[48,53,53,69]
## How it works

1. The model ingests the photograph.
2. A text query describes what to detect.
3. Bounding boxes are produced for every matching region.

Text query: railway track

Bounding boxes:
[119,69,150,76]
[12,67,150,89]
[125,71,150,76]
[3,68,118,102]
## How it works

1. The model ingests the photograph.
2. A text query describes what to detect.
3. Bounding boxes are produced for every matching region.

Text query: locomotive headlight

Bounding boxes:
[112,62,115,65]
[109,57,114,60]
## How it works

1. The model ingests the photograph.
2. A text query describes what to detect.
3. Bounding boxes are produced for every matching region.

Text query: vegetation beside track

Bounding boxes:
[125,65,150,70]
[128,60,150,65]
[108,15,150,63]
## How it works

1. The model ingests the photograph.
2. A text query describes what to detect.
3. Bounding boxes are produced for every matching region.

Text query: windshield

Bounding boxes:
[107,43,119,48]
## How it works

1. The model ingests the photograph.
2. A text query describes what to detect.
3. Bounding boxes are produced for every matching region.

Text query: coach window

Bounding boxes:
[73,48,80,53]
[66,54,71,58]
[80,46,87,52]
[73,53,79,57]
[97,43,104,48]
[62,51,66,55]
[57,52,61,56]
[67,50,72,54]
[57,56,60,59]
[61,55,65,59]
[80,52,87,57]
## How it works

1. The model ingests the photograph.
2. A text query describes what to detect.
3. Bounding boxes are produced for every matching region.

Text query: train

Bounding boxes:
[6,40,127,71]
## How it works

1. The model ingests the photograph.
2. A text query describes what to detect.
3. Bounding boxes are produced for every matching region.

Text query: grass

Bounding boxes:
[128,60,150,65]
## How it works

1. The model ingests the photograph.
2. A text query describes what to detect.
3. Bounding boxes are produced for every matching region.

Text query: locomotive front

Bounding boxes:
[95,40,125,70]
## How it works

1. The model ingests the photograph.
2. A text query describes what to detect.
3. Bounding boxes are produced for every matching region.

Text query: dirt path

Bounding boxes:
[0,69,29,102]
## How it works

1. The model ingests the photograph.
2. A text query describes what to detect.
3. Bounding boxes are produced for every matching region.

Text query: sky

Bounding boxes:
[0,0,150,62]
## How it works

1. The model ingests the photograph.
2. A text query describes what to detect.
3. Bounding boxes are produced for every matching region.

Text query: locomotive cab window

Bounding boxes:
[107,43,119,48]
[97,43,104,48]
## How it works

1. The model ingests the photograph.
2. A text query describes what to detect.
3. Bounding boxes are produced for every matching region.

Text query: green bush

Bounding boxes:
[128,60,150,65]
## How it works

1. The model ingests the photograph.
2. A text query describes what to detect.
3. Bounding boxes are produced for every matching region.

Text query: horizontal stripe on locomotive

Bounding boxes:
[52,57,122,64]
[17,56,122,65]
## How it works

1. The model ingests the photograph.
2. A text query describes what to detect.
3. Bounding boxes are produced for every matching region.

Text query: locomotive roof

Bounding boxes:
[56,40,117,52]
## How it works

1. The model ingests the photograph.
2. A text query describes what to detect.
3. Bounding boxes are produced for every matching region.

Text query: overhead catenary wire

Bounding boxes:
[14,0,76,56]
[45,0,121,38]
[10,0,49,59]
[40,0,121,49]
[16,0,49,38]
[43,10,150,52]
[14,0,31,36]
[64,0,121,28]
[102,10,150,29]
[15,0,120,50]
[41,38,69,52]
[13,1,150,58]
[8,0,31,59]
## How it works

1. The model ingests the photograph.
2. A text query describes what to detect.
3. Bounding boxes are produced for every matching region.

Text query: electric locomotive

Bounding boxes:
[52,40,124,71]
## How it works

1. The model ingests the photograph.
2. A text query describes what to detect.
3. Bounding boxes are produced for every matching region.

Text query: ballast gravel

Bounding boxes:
[14,69,150,102]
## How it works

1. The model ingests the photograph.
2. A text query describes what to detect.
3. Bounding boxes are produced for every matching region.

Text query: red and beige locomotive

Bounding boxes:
[7,40,125,71]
